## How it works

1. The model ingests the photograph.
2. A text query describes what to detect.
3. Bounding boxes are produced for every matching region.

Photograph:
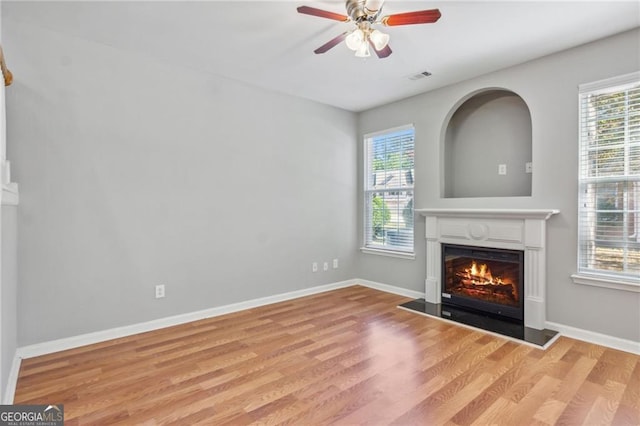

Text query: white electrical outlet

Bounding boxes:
[498,164,507,175]
[333,258,339,269]
[323,262,329,271]
[312,262,318,272]
[525,162,533,173]
[155,284,165,299]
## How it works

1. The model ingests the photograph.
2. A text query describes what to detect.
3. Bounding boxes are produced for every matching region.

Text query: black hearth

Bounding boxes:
[398,244,558,348]
[441,244,524,323]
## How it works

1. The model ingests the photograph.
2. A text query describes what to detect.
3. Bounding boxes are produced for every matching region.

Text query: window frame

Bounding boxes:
[361,124,416,259]
[572,71,640,292]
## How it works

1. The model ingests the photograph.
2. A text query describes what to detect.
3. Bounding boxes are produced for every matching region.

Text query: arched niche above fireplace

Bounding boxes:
[442,89,532,198]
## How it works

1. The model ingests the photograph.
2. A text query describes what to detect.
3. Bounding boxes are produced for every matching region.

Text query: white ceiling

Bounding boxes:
[4,1,640,111]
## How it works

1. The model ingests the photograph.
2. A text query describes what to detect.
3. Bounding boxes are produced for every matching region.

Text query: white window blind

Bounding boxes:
[364,125,415,254]
[578,72,640,283]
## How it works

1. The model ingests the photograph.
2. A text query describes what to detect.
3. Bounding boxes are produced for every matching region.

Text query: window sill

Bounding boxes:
[360,247,415,260]
[571,273,640,293]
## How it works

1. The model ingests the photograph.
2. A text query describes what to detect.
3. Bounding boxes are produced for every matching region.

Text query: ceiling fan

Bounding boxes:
[297,0,441,58]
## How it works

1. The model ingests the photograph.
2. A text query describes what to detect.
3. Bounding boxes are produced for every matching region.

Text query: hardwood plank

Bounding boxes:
[13,285,640,425]
[620,360,640,409]
[532,398,567,425]
[582,379,626,425]
[556,378,603,425]
[449,343,534,425]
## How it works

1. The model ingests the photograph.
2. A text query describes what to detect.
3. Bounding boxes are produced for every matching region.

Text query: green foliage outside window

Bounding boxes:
[372,152,414,171]
[372,196,391,238]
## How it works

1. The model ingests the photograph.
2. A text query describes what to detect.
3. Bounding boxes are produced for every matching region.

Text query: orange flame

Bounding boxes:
[466,261,492,281]
[464,261,505,285]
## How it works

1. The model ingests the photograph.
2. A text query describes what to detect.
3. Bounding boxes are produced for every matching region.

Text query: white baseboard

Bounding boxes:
[545,321,640,355]
[3,354,21,404]
[355,278,425,300]
[4,279,423,399]
[8,278,639,399]
[16,279,422,360]
[368,279,640,355]
[17,280,363,360]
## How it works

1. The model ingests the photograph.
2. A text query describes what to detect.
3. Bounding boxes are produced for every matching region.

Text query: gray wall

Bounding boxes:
[1,205,17,400]
[2,5,639,348]
[444,90,532,198]
[3,17,358,345]
[357,28,640,342]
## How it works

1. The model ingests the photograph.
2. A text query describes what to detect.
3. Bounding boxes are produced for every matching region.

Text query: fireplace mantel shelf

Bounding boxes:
[416,208,560,221]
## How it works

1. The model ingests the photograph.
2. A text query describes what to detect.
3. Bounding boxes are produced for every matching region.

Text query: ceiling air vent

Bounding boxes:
[408,71,432,81]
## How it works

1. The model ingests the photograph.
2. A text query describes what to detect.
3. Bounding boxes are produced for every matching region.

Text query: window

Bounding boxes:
[575,72,640,290]
[363,125,415,257]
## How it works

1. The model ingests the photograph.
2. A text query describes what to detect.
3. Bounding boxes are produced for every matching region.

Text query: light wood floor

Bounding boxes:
[14,286,640,425]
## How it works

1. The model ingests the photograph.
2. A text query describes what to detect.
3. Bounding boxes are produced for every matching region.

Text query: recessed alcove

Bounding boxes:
[443,89,532,198]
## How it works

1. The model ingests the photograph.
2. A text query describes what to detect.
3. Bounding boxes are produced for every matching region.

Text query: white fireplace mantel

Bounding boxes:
[416,208,559,330]
[416,208,559,221]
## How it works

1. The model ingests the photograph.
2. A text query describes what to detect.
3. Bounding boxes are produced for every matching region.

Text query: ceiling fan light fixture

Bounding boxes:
[355,41,371,58]
[298,1,441,59]
[369,29,390,50]
[364,0,384,15]
[345,29,365,51]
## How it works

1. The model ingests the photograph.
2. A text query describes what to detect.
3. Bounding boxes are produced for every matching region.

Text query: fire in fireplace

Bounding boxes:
[442,244,524,322]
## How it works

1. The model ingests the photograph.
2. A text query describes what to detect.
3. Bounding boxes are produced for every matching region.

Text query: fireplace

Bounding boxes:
[400,209,560,347]
[442,244,524,322]
[415,208,559,330]
[399,209,560,347]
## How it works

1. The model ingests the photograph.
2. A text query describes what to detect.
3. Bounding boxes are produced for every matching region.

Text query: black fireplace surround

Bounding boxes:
[441,244,524,323]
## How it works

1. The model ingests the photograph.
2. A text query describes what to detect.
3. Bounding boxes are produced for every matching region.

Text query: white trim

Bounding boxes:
[416,208,560,220]
[571,273,640,293]
[3,354,20,404]
[360,247,415,260]
[1,183,18,206]
[15,280,423,360]
[17,280,356,359]
[363,125,416,256]
[546,321,640,355]
[6,278,637,377]
[577,76,639,285]
[578,71,640,94]
[363,123,414,139]
[356,278,425,299]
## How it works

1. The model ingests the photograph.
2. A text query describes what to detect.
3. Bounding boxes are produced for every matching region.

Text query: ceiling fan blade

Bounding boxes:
[381,9,441,26]
[314,32,349,54]
[369,41,392,58]
[297,6,349,22]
